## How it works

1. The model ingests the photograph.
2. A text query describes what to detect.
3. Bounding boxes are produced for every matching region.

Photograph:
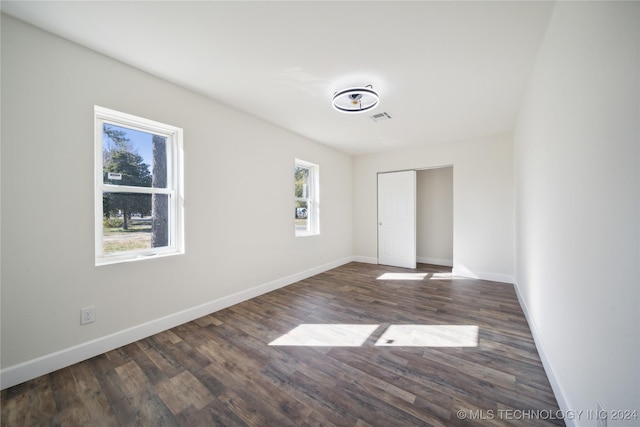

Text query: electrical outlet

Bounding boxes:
[81,306,95,325]
[597,402,607,427]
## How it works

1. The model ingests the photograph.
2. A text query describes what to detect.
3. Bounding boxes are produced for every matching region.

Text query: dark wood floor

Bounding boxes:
[1,263,563,426]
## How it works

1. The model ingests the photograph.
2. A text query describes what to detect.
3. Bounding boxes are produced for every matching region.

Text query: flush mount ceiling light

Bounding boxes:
[332,85,379,113]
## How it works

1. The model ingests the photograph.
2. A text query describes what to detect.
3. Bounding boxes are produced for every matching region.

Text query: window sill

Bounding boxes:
[95,249,184,266]
[295,232,320,238]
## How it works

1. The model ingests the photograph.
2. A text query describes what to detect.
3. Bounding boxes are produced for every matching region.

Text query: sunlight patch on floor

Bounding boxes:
[377,272,428,280]
[375,325,479,347]
[429,272,454,280]
[268,324,379,347]
[269,324,479,347]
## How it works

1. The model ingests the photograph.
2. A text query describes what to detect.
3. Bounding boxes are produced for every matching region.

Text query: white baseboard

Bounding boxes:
[416,256,453,267]
[452,265,515,284]
[352,256,378,264]
[513,280,574,427]
[0,257,354,390]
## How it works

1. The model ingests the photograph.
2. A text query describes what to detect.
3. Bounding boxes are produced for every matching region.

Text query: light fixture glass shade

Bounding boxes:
[332,86,379,113]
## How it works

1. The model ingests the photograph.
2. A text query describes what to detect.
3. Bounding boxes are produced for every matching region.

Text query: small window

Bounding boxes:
[295,159,319,236]
[95,106,184,265]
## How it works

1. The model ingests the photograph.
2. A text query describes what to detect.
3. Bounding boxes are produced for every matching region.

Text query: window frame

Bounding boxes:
[294,158,320,237]
[94,106,184,266]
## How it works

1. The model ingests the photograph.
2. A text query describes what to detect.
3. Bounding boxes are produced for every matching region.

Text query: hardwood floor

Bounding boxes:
[1,263,563,426]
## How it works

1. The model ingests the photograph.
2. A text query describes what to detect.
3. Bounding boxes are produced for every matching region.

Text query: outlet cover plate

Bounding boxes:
[81,306,95,325]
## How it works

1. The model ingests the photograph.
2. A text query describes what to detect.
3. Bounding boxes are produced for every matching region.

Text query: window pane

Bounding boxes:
[102,192,169,254]
[151,194,170,248]
[103,124,167,188]
[295,200,309,232]
[295,166,309,198]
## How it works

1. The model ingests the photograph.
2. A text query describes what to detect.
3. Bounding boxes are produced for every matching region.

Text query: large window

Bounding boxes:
[295,159,319,236]
[95,106,184,265]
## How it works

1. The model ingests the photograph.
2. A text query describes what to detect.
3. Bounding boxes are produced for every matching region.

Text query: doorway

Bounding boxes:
[377,166,453,268]
[416,167,453,267]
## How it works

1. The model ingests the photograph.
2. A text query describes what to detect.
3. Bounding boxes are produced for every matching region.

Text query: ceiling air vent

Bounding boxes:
[369,112,392,122]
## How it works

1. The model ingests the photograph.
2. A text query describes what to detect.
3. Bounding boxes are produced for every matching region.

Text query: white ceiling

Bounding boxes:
[1,1,555,155]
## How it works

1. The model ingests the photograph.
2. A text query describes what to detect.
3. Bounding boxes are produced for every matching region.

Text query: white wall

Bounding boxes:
[416,167,453,266]
[353,133,514,283]
[514,2,639,425]
[0,15,352,386]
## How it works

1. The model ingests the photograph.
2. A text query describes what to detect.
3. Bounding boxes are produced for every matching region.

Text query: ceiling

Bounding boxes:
[1,1,555,155]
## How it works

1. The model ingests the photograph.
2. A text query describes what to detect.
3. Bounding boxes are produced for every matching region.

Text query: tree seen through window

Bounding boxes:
[102,124,168,254]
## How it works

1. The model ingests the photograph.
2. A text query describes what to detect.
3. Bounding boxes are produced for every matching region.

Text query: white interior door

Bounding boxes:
[378,170,417,269]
